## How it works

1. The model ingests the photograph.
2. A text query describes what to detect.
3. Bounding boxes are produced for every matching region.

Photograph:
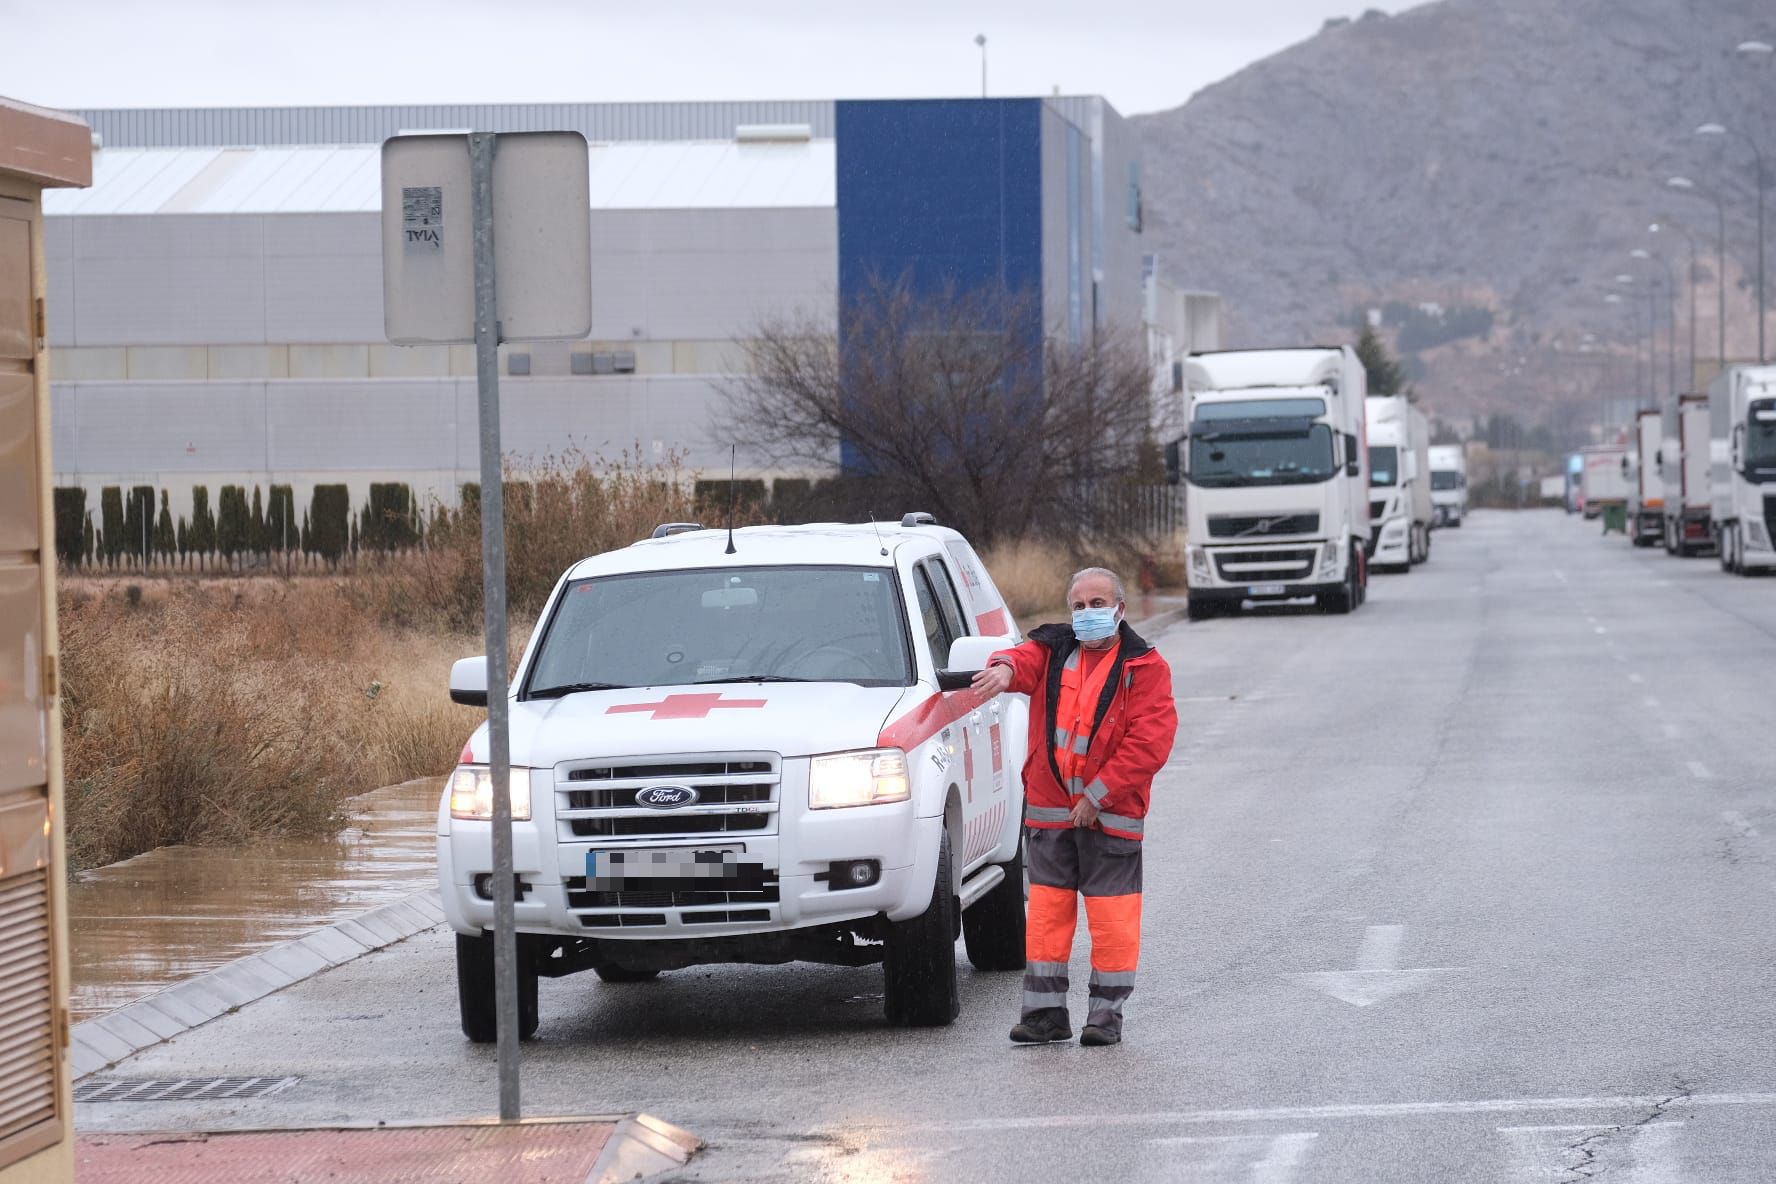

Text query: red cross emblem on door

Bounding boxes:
[605,693,768,720]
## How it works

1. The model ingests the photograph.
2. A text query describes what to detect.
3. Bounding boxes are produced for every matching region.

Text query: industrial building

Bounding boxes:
[48,99,1220,518]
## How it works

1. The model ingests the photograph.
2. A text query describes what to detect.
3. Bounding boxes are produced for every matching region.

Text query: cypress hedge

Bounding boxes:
[52,488,85,568]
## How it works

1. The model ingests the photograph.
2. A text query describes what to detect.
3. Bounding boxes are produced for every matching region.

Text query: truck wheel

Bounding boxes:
[1186,595,1218,622]
[456,931,539,1044]
[1317,566,1356,615]
[962,837,1026,972]
[883,833,960,1026]
[595,965,661,983]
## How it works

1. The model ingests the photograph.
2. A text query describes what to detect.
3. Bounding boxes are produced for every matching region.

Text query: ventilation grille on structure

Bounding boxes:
[75,1077,300,1104]
[0,869,56,1145]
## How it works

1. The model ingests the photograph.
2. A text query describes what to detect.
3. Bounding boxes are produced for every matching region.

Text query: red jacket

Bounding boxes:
[991,622,1178,841]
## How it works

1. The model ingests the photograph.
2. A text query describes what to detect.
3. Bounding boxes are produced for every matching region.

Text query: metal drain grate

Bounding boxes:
[76,1076,299,1103]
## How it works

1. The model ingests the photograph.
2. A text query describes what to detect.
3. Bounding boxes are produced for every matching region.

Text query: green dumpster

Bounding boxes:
[1601,503,1627,535]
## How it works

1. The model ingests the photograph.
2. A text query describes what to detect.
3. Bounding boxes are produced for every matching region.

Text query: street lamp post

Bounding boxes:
[1697,119,1768,362]
[1608,283,1649,410]
[1650,221,1697,392]
[975,34,988,98]
[1604,291,1637,433]
[1668,175,1728,372]
[1630,247,1678,402]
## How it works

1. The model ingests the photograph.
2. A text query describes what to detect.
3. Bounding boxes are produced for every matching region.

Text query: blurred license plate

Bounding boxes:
[587,846,742,881]
[1249,584,1287,597]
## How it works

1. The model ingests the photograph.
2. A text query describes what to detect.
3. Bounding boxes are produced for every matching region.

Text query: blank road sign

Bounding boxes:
[381,131,592,344]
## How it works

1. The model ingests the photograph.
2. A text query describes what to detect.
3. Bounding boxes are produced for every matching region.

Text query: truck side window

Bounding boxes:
[912,567,955,668]
[927,558,971,641]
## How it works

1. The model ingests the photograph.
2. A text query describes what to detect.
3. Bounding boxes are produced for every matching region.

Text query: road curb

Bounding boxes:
[72,889,446,1080]
[1133,602,1192,635]
[585,1113,704,1183]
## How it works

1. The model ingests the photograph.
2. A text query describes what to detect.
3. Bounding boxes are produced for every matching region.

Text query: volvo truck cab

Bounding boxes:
[1710,364,1776,575]
[1366,395,1433,570]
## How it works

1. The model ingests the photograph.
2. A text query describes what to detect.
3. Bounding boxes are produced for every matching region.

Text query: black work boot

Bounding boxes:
[1079,1024,1121,1046]
[1009,1008,1073,1044]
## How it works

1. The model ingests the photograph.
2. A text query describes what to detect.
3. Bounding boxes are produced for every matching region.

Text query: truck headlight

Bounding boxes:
[1383,519,1408,538]
[1318,541,1341,576]
[1188,546,1211,580]
[809,749,910,809]
[1748,521,1771,550]
[449,765,532,821]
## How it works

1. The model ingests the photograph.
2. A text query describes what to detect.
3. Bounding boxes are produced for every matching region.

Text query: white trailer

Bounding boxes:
[1181,346,1371,617]
[1659,393,1714,556]
[1579,443,1628,520]
[1709,364,1776,575]
[1428,443,1468,528]
[1626,409,1665,547]
[1365,395,1433,570]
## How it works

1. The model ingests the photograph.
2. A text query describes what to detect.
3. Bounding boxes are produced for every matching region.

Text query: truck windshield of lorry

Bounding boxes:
[1431,470,1462,491]
[1189,420,1337,486]
[523,565,914,693]
[1369,446,1399,486]
[1746,401,1776,480]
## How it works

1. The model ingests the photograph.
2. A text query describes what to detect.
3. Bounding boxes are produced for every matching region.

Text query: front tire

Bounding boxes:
[883,832,960,1026]
[456,931,539,1044]
[1186,594,1219,621]
[962,837,1026,972]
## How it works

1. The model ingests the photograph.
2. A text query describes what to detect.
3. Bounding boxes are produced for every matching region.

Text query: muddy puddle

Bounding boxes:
[69,777,443,1021]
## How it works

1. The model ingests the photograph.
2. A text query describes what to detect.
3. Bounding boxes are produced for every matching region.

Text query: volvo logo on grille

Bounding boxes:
[636,785,699,809]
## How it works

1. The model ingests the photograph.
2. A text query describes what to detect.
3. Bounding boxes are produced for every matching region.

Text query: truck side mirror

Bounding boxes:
[450,655,490,707]
[1164,440,1182,485]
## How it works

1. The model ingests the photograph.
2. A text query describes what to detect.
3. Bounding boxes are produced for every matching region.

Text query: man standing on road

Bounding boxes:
[972,567,1178,1047]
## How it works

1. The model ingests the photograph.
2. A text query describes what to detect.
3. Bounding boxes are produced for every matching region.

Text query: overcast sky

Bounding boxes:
[5,0,1406,118]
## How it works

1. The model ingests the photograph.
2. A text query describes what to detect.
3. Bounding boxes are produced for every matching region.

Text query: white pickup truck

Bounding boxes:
[440,517,1030,1038]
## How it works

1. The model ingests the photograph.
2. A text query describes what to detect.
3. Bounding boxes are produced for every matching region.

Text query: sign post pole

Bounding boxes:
[469,130,521,1121]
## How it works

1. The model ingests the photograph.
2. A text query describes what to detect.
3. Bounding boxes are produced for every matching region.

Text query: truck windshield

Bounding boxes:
[1189,421,1337,487]
[1431,471,1462,490]
[1747,401,1776,481]
[523,565,914,694]
[1369,446,1400,486]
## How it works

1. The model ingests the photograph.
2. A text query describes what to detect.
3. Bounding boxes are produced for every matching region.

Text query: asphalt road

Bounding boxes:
[79,509,1776,1182]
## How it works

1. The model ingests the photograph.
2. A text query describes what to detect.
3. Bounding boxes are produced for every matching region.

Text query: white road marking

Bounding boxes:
[1628,672,1645,684]
[838,1094,1776,1134]
[1643,696,1662,710]
[1283,924,1460,1008]
[1595,626,1608,635]
[1145,1132,1319,1184]
[1555,570,1569,585]
[1498,1120,1685,1183]
[1723,811,1759,838]
[1687,760,1713,780]
[1661,722,1681,740]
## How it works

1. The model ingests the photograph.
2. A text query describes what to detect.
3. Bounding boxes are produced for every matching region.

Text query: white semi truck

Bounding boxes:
[1365,395,1433,570]
[1428,443,1468,528]
[1626,409,1665,547]
[1181,346,1371,617]
[1709,364,1776,575]
[1580,443,1629,520]
[1660,393,1715,556]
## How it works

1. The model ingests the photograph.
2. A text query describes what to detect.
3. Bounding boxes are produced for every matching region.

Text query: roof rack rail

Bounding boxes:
[650,522,704,539]
[900,512,937,528]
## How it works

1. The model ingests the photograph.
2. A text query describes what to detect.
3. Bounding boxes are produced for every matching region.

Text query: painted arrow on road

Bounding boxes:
[1283,925,1460,1008]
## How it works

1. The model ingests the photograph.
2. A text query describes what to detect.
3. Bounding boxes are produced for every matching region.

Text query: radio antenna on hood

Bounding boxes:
[724,445,738,555]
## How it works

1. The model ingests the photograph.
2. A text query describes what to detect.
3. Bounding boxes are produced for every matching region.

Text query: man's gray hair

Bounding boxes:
[1067,566,1126,603]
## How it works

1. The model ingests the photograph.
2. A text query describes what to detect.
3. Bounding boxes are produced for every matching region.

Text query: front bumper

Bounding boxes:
[440,804,943,942]
[1188,580,1346,605]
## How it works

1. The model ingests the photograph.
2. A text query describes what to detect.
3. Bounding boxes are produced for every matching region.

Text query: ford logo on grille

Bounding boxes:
[636,785,698,809]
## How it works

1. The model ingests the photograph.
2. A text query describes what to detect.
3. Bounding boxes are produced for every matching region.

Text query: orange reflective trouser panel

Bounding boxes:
[1021,827,1142,1034]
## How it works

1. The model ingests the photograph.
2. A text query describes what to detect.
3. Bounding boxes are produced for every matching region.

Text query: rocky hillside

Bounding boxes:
[1135,0,1774,433]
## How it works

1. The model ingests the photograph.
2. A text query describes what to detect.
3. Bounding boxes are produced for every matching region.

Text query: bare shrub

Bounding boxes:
[724,276,1156,547]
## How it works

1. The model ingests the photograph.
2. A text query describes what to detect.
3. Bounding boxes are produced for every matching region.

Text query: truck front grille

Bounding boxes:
[563,876,780,910]
[555,752,781,842]
[1212,548,1317,582]
[1206,512,1319,538]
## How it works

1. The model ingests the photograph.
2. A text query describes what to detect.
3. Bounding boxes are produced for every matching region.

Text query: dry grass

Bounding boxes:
[59,579,485,869]
[981,537,1186,624]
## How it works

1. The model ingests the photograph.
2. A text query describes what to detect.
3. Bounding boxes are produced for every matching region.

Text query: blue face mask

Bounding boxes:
[1071,606,1120,642]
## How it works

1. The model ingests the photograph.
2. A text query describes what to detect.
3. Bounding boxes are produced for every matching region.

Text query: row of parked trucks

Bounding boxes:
[1178,346,1447,620]
[1579,364,1776,574]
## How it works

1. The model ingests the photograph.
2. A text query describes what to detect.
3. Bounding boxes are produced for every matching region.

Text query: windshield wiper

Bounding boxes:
[527,681,629,699]
[692,674,810,685]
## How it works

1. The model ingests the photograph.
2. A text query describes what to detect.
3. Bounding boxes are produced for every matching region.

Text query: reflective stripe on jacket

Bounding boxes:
[991,621,1178,840]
